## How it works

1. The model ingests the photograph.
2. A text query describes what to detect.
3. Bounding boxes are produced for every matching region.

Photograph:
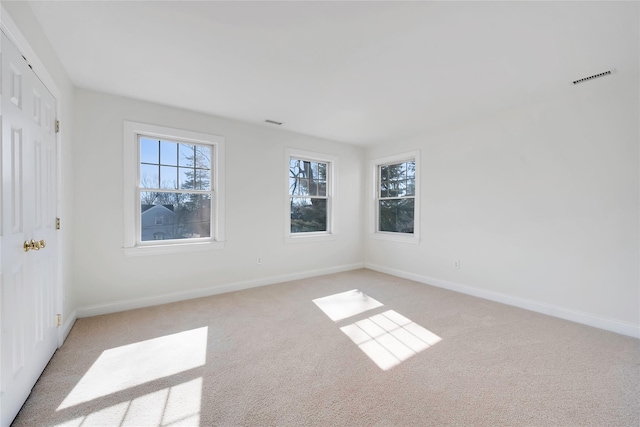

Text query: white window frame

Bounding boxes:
[123,121,225,256]
[370,151,420,244]
[285,148,337,243]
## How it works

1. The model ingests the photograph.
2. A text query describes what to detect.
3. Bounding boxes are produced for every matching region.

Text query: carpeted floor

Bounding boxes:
[12,269,640,426]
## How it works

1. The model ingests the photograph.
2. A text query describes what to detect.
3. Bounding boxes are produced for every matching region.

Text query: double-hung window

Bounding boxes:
[371,151,419,243]
[124,121,225,255]
[286,149,335,241]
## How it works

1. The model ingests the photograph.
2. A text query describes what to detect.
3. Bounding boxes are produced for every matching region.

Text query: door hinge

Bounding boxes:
[55,120,60,133]
[56,314,62,327]
[56,217,61,230]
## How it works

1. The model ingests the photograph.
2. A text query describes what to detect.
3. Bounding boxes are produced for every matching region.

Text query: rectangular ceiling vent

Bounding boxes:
[265,119,283,126]
[572,70,613,85]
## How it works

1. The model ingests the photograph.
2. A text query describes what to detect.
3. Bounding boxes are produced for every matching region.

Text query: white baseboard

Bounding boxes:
[59,310,77,346]
[76,263,365,318]
[365,263,640,339]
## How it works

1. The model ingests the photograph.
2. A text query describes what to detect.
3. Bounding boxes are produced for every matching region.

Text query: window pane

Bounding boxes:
[290,159,300,177]
[289,178,297,195]
[160,141,178,166]
[194,169,211,190]
[388,181,399,197]
[302,161,311,178]
[318,181,327,197]
[160,166,178,189]
[379,199,414,233]
[308,178,318,196]
[406,179,415,196]
[195,145,211,170]
[298,178,310,196]
[178,167,211,190]
[140,138,159,164]
[140,164,159,189]
[140,192,211,241]
[398,180,407,197]
[179,144,195,167]
[291,198,327,233]
[380,181,388,198]
[179,168,190,190]
[318,163,327,181]
[380,165,388,181]
[400,162,408,178]
[406,161,416,178]
[388,163,406,181]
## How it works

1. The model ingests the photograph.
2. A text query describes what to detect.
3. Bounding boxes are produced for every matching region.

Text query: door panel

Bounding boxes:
[1,32,58,427]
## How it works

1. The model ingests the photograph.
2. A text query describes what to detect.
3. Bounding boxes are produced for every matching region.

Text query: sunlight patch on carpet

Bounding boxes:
[57,327,207,411]
[312,289,384,321]
[340,310,441,370]
[53,377,202,427]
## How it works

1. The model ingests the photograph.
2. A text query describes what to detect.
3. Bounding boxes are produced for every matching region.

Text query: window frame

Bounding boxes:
[123,121,225,256]
[370,151,420,244]
[285,148,337,243]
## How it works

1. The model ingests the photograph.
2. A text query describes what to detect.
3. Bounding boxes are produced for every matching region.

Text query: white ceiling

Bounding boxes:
[27,1,639,146]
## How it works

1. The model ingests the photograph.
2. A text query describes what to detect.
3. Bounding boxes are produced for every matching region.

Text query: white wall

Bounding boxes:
[366,70,640,335]
[73,89,364,312]
[2,2,76,331]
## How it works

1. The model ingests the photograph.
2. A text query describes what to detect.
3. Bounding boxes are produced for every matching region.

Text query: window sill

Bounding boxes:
[285,233,337,244]
[369,232,419,244]
[123,240,225,257]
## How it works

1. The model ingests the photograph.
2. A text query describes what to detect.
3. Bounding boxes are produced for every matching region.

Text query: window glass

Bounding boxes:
[140,138,159,164]
[289,157,330,234]
[179,144,195,167]
[160,141,178,166]
[290,198,327,233]
[377,160,416,235]
[379,199,415,233]
[139,137,213,242]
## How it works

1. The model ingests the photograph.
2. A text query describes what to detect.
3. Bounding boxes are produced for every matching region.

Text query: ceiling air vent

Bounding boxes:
[265,119,283,126]
[572,70,613,85]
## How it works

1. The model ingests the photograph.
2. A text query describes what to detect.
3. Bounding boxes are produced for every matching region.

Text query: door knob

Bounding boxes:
[23,239,46,252]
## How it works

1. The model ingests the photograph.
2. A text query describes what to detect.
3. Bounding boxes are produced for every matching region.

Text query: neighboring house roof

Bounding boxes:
[141,204,176,216]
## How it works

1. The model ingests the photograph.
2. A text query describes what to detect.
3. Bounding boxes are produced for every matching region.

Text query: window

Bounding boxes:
[139,138,212,241]
[286,149,336,242]
[371,151,419,243]
[379,160,415,233]
[124,121,225,255]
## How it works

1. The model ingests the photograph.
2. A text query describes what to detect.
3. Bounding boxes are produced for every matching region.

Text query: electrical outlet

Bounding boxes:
[453,260,460,269]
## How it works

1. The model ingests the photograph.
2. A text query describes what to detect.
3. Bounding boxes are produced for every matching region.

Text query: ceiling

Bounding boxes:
[26,1,639,146]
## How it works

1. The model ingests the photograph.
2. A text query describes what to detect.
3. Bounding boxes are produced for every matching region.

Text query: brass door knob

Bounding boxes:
[23,239,46,252]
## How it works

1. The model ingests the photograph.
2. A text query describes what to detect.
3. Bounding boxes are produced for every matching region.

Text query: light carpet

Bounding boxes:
[12,269,640,426]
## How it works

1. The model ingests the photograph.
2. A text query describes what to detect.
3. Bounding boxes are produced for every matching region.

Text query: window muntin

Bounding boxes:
[139,137,213,243]
[377,160,416,234]
[289,158,329,233]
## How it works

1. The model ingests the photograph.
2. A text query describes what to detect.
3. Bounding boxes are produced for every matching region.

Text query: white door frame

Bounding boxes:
[1,5,65,347]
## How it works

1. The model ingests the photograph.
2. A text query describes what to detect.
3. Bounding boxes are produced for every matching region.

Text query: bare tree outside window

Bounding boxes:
[139,138,212,241]
[289,158,328,233]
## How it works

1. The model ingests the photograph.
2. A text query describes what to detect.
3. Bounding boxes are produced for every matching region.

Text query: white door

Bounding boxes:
[0,32,59,427]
